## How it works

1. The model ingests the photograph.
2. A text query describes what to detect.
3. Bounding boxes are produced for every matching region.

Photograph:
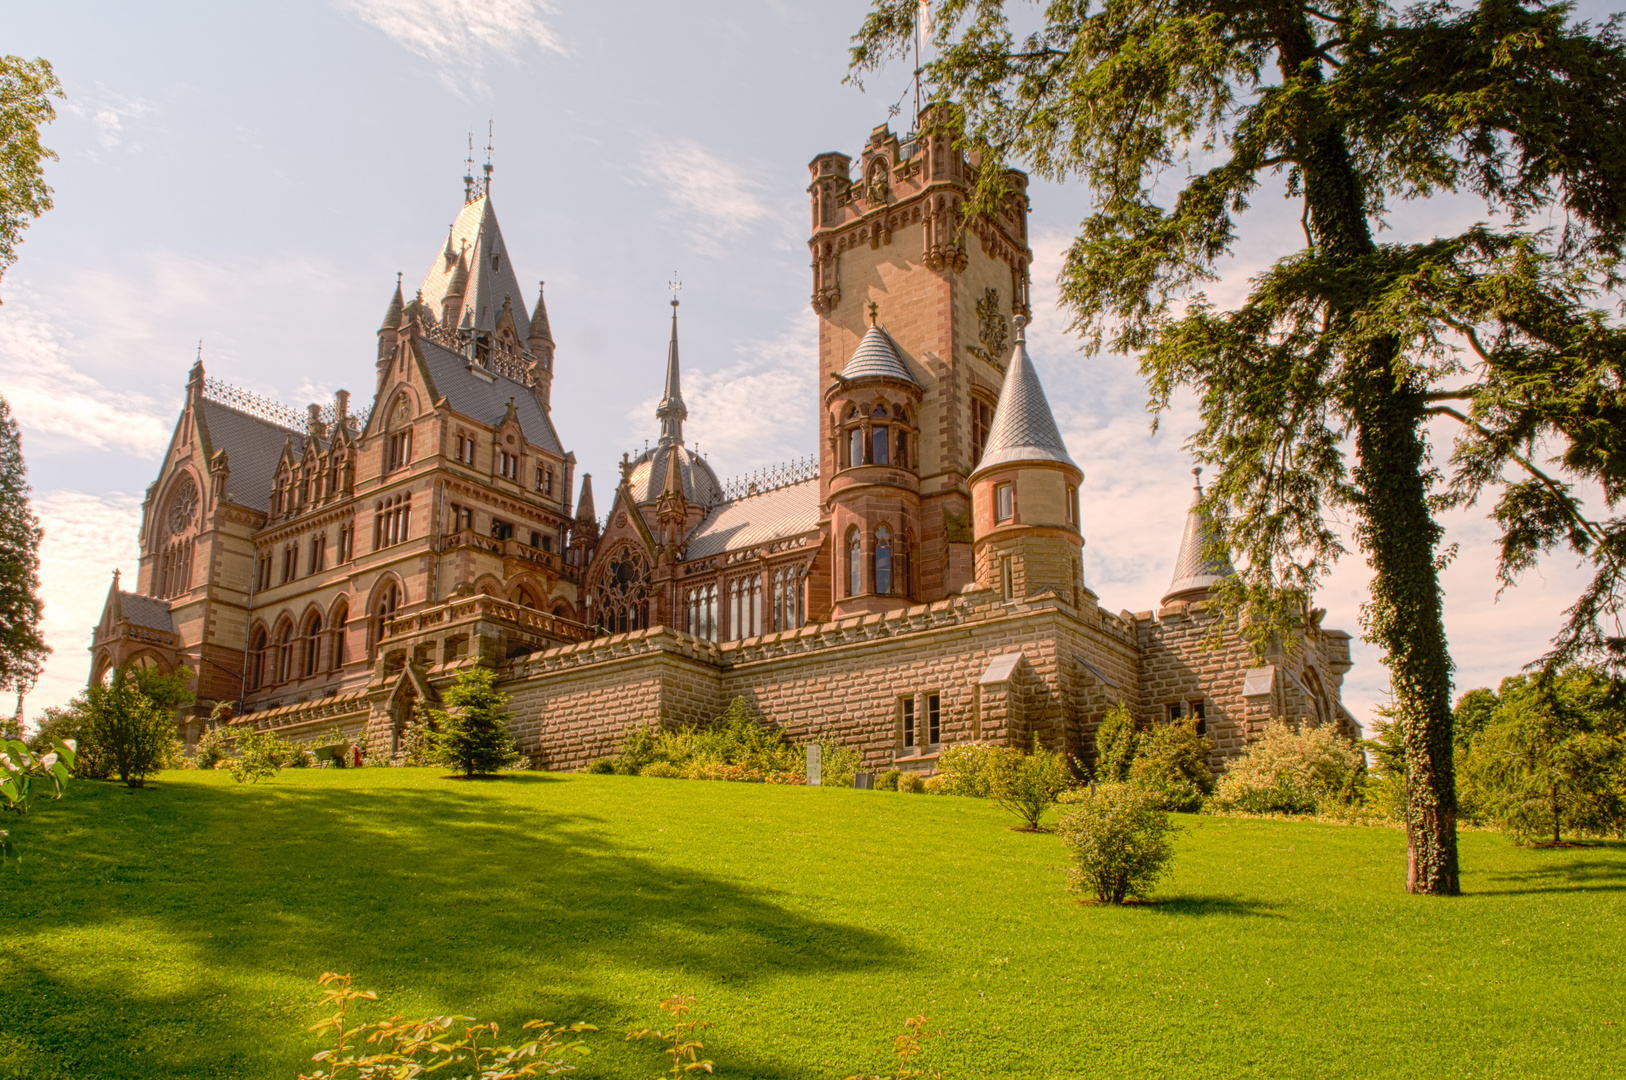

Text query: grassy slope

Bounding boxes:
[1,769,1621,1079]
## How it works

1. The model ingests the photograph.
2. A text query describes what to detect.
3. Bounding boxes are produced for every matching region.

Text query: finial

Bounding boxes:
[867,300,879,325]
[482,119,494,195]
[463,132,475,201]
[1192,465,1204,493]
[396,271,402,286]
[1013,313,1028,342]
[669,271,682,307]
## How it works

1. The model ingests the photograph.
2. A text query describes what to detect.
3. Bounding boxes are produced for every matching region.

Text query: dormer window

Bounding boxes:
[387,430,412,472]
[498,449,518,481]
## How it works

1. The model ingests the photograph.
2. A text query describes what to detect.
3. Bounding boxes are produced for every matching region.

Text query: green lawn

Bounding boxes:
[1,769,1621,1079]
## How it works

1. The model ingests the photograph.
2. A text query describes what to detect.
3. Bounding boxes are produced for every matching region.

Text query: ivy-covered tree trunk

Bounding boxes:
[1272,6,1460,893]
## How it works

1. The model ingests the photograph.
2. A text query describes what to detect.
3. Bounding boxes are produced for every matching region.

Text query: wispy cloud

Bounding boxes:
[336,0,567,90]
[63,88,158,155]
[0,294,173,456]
[27,490,143,717]
[634,137,778,256]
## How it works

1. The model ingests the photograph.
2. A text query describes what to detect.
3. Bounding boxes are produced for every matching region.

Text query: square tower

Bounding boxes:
[809,104,1032,606]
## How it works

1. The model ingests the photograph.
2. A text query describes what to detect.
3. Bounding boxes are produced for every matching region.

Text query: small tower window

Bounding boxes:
[1000,555,1014,600]
[901,696,916,749]
[874,525,893,595]
[927,692,941,747]
[996,483,1014,523]
[895,427,909,469]
[848,426,864,468]
[871,426,889,466]
[971,398,994,466]
[847,528,862,597]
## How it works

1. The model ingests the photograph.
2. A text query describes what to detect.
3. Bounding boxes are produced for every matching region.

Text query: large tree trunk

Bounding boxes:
[1271,3,1460,893]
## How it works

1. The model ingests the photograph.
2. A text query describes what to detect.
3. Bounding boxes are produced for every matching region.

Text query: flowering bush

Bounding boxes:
[1212,720,1367,815]
[1129,722,1215,812]
[929,741,1005,797]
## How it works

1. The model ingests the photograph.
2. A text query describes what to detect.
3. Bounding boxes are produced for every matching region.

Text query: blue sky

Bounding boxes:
[1,0,1601,720]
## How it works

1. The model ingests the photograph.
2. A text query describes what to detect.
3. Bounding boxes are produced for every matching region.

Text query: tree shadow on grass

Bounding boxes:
[1151,895,1286,918]
[2,779,909,1079]
[1472,847,1626,897]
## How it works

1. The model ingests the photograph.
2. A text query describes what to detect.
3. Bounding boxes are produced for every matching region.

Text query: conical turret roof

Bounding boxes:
[970,321,1076,477]
[1162,468,1237,605]
[575,473,596,523]
[841,323,917,385]
[530,281,553,343]
[381,276,404,330]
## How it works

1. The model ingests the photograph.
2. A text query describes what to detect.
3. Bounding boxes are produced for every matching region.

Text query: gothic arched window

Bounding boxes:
[277,621,294,683]
[874,524,893,596]
[330,599,349,670]
[371,582,399,658]
[302,612,323,677]
[249,627,268,689]
[847,528,862,597]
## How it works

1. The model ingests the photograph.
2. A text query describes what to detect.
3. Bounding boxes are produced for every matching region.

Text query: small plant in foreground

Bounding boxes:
[299,971,594,1079]
[628,993,712,1077]
[989,737,1073,830]
[84,663,192,787]
[228,726,294,784]
[1057,783,1176,904]
[1,736,75,865]
[844,1014,940,1080]
[428,667,522,777]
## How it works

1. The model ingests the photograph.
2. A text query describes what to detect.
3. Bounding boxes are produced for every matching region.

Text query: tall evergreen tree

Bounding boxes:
[852,0,1626,894]
[429,667,522,777]
[0,396,48,701]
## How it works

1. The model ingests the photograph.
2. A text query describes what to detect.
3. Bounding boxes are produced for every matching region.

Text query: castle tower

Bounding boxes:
[824,304,925,616]
[529,281,555,409]
[622,299,722,533]
[809,103,1033,607]
[968,318,1085,605]
[1162,469,1237,606]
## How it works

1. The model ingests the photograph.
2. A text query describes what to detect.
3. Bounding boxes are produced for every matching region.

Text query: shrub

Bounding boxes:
[1213,720,1367,815]
[931,741,1004,797]
[84,664,193,788]
[29,695,112,779]
[897,771,925,794]
[642,761,683,779]
[398,710,437,767]
[1129,722,1215,812]
[1056,783,1177,904]
[609,698,806,783]
[813,738,862,788]
[587,757,615,774]
[428,668,522,777]
[989,738,1074,829]
[610,728,658,775]
[193,725,229,770]
[1094,701,1137,782]
[877,768,901,791]
[228,726,294,783]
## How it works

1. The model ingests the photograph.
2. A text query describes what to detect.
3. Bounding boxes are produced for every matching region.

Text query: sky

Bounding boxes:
[0,0,1605,725]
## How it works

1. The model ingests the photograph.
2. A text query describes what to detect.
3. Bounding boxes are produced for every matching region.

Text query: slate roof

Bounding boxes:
[120,591,174,633]
[970,335,1076,476]
[418,338,563,456]
[840,325,917,384]
[1163,475,1237,604]
[198,398,304,513]
[683,478,820,560]
[626,443,724,508]
[417,195,532,337]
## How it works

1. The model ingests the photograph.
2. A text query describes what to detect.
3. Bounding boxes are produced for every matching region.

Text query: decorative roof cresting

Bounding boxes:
[1162,467,1238,605]
[969,315,1077,477]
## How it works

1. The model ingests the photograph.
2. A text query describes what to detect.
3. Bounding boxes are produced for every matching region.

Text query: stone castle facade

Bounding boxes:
[92,108,1359,770]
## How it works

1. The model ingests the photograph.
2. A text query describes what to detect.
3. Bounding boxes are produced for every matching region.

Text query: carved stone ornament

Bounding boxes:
[864,159,891,208]
[966,288,1009,366]
[167,476,198,535]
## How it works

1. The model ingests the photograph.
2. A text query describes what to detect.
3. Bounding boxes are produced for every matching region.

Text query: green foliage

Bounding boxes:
[0,395,49,696]
[877,768,901,791]
[587,757,616,774]
[1094,702,1138,783]
[813,738,863,788]
[1129,722,1215,813]
[191,726,228,771]
[1056,783,1177,905]
[1214,721,1368,816]
[227,726,293,784]
[896,771,925,794]
[301,971,594,1079]
[84,663,191,788]
[929,741,1002,797]
[0,734,73,864]
[1363,710,1410,820]
[626,993,711,1078]
[988,737,1074,829]
[0,56,61,297]
[28,694,110,778]
[398,706,436,767]
[606,698,812,784]
[1465,668,1626,843]
[428,667,522,777]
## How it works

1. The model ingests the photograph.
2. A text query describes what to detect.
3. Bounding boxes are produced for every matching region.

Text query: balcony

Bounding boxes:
[444,528,581,583]
[382,593,592,654]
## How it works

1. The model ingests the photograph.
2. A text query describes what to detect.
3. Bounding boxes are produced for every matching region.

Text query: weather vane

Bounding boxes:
[669,272,682,306]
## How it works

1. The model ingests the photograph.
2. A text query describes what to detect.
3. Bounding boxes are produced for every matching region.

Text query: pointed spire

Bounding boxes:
[575,473,596,523]
[382,273,405,330]
[970,316,1075,477]
[1162,467,1237,605]
[530,281,553,344]
[443,225,457,266]
[840,321,917,384]
[656,296,688,445]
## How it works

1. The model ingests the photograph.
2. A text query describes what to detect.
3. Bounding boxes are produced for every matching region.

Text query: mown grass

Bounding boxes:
[1,769,1622,1079]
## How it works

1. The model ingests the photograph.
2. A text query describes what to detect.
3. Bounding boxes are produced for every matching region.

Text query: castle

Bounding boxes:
[91,108,1359,770]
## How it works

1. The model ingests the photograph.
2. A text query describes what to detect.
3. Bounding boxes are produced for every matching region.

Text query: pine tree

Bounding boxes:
[429,667,521,777]
[852,0,1626,895]
[0,395,48,699]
